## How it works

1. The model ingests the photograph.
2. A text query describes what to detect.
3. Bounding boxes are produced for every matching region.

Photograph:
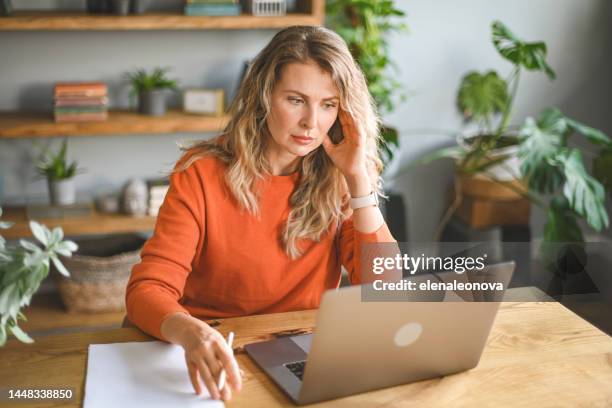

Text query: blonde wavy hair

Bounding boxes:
[177,25,384,258]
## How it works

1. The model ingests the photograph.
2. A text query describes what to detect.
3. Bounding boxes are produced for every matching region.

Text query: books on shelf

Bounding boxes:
[147,178,170,216]
[54,82,109,123]
[184,1,242,16]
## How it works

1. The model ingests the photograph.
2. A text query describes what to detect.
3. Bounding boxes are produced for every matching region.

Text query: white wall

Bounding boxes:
[0,0,610,241]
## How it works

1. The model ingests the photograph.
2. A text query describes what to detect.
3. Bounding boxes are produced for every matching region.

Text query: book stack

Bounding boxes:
[54,82,109,123]
[147,178,170,216]
[184,0,242,16]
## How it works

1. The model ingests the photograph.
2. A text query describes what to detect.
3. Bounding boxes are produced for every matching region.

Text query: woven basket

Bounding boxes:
[54,234,145,313]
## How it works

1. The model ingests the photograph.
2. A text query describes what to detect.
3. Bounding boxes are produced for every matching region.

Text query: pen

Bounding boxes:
[217,331,234,392]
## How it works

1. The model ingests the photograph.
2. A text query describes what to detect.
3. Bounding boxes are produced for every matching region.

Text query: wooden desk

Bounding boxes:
[1,302,611,407]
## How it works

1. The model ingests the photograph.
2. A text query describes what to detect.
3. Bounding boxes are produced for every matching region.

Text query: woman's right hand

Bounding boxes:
[160,312,242,401]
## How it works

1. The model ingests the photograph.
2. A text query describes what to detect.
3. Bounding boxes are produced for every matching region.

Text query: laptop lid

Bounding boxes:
[297,261,515,404]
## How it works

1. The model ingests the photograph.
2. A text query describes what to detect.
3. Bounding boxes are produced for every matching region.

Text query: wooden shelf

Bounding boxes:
[0,9,324,31]
[0,110,230,138]
[1,206,157,239]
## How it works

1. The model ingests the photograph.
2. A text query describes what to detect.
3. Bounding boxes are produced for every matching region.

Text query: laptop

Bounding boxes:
[245,261,515,405]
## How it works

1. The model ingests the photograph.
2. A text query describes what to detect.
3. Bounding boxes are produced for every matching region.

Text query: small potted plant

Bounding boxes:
[0,206,78,345]
[126,67,179,116]
[36,139,80,206]
[420,20,612,243]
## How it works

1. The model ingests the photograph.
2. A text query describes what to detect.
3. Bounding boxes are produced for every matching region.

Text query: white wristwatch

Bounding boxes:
[349,191,379,210]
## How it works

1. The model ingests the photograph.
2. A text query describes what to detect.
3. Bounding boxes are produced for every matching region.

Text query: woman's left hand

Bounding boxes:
[322,109,369,180]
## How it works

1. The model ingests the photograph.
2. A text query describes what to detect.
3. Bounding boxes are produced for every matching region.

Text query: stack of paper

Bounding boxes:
[84,341,224,408]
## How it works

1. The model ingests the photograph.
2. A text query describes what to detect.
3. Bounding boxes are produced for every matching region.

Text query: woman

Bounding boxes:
[126,25,397,401]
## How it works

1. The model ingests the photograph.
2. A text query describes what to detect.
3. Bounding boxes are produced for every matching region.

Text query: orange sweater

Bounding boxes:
[126,155,395,340]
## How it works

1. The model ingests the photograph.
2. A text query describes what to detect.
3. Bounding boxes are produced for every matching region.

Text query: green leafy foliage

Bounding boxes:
[457,71,508,129]
[430,20,557,175]
[36,139,79,181]
[518,108,611,240]
[492,21,556,80]
[0,207,78,346]
[543,197,584,242]
[518,116,564,193]
[420,20,611,244]
[326,0,408,166]
[558,150,608,232]
[125,67,179,101]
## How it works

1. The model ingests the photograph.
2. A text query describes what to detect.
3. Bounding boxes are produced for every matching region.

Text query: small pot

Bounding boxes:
[110,0,130,15]
[138,89,168,116]
[130,0,147,14]
[86,0,109,13]
[48,178,76,206]
[457,132,522,181]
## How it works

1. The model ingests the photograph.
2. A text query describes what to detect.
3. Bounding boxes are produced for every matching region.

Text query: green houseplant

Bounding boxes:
[421,20,612,243]
[36,138,80,206]
[0,207,78,346]
[327,0,409,240]
[125,67,179,116]
[326,0,407,166]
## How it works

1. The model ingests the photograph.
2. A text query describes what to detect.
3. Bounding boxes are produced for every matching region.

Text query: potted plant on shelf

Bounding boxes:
[0,206,78,346]
[36,139,81,206]
[420,20,612,244]
[126,67,179,116]
[326,0,409,240]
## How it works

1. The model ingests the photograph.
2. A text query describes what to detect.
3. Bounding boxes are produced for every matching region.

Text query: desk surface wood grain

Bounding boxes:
[1,302,611,408]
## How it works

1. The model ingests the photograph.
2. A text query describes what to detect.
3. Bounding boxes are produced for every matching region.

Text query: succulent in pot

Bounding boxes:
[126,67,179,116]
[36,139,81,206]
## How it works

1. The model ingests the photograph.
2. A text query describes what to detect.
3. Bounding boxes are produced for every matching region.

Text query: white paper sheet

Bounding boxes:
[84,341,224,408]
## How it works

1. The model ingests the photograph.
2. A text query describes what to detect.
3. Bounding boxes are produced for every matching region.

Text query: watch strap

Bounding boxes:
[349,191,379,210]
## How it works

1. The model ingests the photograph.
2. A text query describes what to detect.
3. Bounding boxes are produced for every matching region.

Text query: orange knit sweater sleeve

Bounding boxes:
[125,163,205,340]
[338,218,397,284]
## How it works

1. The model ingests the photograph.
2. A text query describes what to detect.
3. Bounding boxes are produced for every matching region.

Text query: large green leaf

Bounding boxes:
[491,21,556,79]
[566,117,612,146]
[543,197,583,242]
[518,117,564,193]
[558,149,609,231]
[457,71,508,124]
[536,108,568,134]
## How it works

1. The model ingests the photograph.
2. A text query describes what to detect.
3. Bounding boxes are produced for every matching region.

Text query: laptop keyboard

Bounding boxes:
[284,361,306,380]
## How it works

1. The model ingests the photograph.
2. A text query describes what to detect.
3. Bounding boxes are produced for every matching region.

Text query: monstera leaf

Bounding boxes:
[457,71,508,124]
[557,149,609,232]
[492,20,556,80]
[537,108,612,146]
[518,117,565,193]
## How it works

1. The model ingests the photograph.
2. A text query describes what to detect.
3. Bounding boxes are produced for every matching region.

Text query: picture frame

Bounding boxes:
[182,88,225,116]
